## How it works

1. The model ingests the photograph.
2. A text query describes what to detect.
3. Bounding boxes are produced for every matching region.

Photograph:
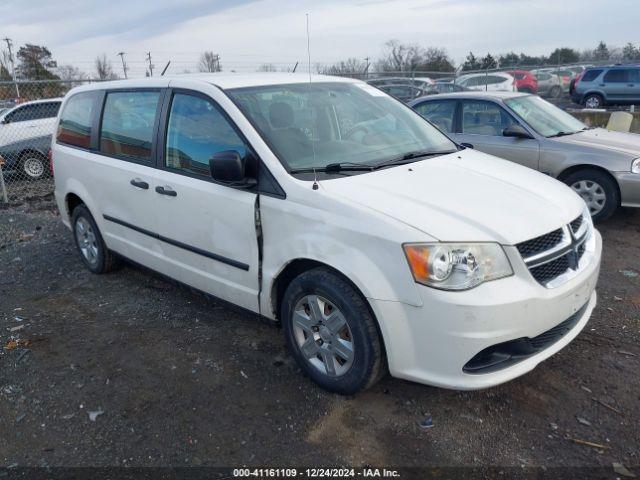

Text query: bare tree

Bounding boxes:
[257,63,278,72]
[318,58,367,76]
[57,65,87,87]
[376,40,423,72]
[198,51,221,72]
[95,54,117,80]
[376,40,454,72]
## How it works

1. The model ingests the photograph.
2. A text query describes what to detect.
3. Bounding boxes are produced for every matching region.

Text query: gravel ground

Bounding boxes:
[1,199,639,473]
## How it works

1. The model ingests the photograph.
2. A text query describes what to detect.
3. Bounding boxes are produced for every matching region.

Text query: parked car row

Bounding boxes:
[367,70,573,101]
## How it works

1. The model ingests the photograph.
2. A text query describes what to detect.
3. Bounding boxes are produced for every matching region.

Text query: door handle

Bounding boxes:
[155,185,177,197]
[628,84,635,87]
[130,178,149,189]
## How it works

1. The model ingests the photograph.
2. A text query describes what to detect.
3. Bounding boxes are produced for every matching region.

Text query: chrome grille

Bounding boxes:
[517,212,591,288]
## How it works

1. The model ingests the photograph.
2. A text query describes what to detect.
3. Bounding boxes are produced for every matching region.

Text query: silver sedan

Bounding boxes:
[409,91,640,221]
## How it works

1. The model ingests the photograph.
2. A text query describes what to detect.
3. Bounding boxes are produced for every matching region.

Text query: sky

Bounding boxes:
[0,0,638,77]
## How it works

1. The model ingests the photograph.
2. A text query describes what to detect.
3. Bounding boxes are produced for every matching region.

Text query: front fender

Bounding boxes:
[259,194,425,320]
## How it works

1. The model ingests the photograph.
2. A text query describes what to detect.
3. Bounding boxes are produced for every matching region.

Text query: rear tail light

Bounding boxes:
[48,149,53,176]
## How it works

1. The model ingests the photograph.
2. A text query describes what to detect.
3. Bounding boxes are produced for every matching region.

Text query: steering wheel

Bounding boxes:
[344,124,371,140]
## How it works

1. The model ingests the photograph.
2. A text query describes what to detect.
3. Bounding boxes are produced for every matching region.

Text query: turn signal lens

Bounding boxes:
[403,243,513,291]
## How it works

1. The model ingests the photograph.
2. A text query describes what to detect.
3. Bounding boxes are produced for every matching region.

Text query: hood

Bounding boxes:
[555,128,640,157]
[321,149,584,245]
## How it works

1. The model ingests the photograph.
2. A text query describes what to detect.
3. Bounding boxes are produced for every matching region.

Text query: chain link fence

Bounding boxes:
[0,79,101,206]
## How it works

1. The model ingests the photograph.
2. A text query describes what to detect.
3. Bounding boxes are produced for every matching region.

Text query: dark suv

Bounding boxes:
[572,66,640,108]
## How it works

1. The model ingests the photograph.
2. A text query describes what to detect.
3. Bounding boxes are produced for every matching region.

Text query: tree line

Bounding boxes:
[1,38,640,94]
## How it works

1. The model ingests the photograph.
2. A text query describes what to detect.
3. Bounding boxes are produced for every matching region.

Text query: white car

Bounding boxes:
[456,72,517,92]
[0,98,62,147]
[53,74,601,394]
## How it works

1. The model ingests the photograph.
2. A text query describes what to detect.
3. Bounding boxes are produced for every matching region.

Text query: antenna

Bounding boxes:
[306,13,312,80]
[161,61,171,76]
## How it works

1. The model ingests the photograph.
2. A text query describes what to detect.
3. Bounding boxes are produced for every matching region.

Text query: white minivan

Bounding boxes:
[53,74,601,394]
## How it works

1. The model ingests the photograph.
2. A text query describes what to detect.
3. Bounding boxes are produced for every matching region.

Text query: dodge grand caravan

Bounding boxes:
[53,74,602,394]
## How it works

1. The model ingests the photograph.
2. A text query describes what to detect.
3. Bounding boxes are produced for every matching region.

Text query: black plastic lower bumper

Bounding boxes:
[463,302,588,375]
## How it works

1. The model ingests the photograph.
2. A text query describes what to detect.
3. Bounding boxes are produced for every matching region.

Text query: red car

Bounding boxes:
[506,70,538,94]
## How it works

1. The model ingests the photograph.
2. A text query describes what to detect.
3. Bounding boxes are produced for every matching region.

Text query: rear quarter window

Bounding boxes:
[57,92,100,149]
[581,70,602,82]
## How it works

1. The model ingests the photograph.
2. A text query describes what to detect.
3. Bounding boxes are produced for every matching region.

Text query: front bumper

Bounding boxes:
[369,230,602,390]
[613,172,640,208]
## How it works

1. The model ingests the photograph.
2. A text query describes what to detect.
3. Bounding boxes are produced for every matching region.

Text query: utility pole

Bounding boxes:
[146,52,154,76]
[364,56,370,78]
[2,37,19,98]
[117,51,128,79]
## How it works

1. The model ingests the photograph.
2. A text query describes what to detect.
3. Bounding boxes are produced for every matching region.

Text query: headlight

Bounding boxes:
[403,243,513,291]
[632,158,640,174]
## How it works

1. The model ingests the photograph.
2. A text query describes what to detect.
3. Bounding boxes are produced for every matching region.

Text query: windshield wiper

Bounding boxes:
[289,162,374,174]
[288,150,456,175]
[373,149,457,169]
[548,131,577,138]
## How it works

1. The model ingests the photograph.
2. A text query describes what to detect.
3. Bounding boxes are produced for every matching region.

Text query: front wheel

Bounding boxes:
[564,169,619,222]
[281,268,385,394]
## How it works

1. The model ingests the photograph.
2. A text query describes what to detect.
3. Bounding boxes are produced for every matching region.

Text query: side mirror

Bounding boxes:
[460,142,474,149]
[503,124,533,139]
[209,150,256,188]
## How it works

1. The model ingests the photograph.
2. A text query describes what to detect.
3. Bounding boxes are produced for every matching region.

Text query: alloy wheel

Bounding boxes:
[584,96,601,108]
[75,217,99,266]
[292,295,355,377]
[571,180,606,216]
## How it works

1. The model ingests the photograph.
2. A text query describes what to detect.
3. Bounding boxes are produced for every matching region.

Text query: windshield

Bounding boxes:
[504,95,586,137]
[227,82,456,173]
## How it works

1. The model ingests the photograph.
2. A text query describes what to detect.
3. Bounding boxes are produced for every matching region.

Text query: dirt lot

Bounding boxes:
[1,197,639,473]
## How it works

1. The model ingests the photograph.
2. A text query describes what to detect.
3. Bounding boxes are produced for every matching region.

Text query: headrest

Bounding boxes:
[269,102,295,129]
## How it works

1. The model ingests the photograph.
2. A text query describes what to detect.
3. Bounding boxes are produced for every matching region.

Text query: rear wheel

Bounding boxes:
[71,205,120,273]
[281,267,385,394]
[583,93,604,109]
[549,86,561,98]
[20,152,47,180]
[564,169,619,222]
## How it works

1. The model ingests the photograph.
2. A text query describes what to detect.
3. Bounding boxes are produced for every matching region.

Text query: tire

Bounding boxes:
[281,267,385,394]
[549,86,561,98]
[20,152,47,180]
[563,169,619,222]
[71,204,120,273]
[583,93,604,109]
